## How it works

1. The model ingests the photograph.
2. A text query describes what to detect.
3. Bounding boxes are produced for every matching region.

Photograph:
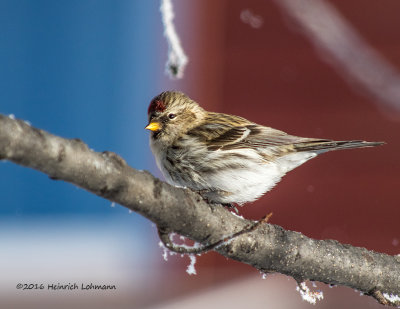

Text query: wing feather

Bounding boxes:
[185,112,306,151]
[186,112,340,154]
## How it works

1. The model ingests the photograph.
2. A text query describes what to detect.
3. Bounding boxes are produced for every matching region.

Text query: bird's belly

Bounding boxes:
[156,144,316,204]
[161,154,283,204]
[200,163,284,204]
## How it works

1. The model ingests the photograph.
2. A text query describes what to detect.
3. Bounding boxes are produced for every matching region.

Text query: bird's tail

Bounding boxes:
[294,139,385,153]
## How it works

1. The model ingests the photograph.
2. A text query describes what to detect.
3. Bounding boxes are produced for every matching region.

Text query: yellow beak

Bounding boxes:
[145,122,161,132]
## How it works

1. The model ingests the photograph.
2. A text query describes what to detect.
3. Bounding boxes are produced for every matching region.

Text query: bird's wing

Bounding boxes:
[211,124,312,151]
[186,113,382,156]
[188,113,309,151]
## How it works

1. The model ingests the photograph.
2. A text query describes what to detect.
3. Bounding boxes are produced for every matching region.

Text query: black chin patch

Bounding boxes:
[152,131,161,139]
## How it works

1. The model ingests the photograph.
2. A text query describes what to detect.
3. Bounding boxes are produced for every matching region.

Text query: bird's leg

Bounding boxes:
[196,189,239,212]
[221,203,239,214]
[196,189,233,205]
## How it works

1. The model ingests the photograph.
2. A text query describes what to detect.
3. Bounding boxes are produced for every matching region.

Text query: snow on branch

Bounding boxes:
[296,281,324,305]
[160,0,188,79]
[0,113,399,307]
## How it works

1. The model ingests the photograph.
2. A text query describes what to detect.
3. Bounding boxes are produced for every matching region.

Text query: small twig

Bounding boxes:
[369,288,400,307]
[158,213,273,254]
[371,289,391,306]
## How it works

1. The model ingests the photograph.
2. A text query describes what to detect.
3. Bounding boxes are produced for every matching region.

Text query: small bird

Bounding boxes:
[145,91,383,205]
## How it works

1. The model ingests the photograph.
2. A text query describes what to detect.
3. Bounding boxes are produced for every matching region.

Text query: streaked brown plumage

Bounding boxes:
[146,91,384,205]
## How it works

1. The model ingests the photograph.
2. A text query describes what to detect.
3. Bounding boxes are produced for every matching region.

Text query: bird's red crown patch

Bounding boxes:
[148,99,166,114]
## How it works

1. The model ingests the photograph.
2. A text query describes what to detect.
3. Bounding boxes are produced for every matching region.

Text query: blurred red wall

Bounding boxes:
[165,0,400,272]
[156,0,400,306]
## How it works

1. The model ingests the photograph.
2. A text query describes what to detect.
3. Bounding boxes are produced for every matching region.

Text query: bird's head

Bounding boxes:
[145,91,205,143]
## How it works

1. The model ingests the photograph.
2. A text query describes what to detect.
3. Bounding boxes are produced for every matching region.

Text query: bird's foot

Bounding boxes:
[221,203,239,214]
[196,189,233,204]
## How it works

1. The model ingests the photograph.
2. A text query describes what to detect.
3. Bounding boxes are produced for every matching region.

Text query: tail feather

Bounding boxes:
[294,139,385,153]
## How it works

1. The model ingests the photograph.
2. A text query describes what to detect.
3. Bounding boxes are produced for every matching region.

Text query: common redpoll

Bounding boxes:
[145,91,383,205]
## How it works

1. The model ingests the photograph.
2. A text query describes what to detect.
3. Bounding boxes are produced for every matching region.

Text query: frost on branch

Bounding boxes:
[186,255,197,275]
[160,0,188,79]
[158,235,198,275]
[296,281,324,305]
[383,293,400,306]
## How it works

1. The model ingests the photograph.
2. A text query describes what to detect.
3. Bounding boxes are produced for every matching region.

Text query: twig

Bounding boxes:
[158,213,273,254]
[369,288,400,307]
[160,0,188,79]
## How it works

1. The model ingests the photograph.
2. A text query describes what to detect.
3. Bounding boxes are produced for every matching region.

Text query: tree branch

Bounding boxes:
[0,114,399,306]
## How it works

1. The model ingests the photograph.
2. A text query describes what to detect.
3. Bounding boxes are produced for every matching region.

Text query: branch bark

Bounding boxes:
[0,114,399,306]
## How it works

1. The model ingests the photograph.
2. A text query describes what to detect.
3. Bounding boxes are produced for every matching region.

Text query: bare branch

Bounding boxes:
[0,114,399,306]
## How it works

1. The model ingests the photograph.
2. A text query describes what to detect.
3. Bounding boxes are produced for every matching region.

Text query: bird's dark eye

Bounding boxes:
[168,113,176,119]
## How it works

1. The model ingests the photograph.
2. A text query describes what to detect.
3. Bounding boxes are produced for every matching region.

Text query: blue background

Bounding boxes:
[0,4,167,304]
[0,0,161,217]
